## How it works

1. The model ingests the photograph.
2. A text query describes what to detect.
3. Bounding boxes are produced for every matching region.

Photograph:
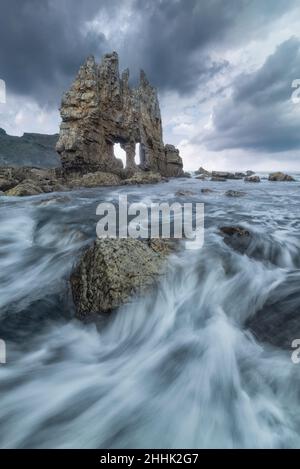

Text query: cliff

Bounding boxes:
[0,128,59,168]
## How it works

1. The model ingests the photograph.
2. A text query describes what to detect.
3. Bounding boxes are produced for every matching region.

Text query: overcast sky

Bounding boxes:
[1,0,300,171]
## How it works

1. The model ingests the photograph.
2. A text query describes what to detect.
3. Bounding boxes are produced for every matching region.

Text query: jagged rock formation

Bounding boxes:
[56,52,183,178]
[0,128,59,167]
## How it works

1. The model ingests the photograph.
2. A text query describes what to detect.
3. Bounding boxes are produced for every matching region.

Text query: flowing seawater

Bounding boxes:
[0,175,300,448]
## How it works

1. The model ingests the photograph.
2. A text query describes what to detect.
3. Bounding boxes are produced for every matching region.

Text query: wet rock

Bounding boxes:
[211,176,226,182]
[212,171,235,179]
[195,167,211,177]
[69,171,121,188]
[219,226,252,253]
[244,175,260,183]
[180,171,192,178]
[247,273,300,350]
[5,180,44,196]
[233,172,246,179]
[122,171,162,185]
[246,170,255,176]
[175,190,196,197]
[225,190,246,197]
[201,188,215,193]
[71,238,168,317]
[268,172,295,182]
[195,174,207,180]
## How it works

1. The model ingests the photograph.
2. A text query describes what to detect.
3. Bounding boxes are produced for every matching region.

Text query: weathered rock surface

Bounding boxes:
[68,171,121,188]
[122,171,162,185]
[1,167,67,196]
[5,180,44,196]
[244,175,260,183]
[71,238,168,317]
[268,172,295,181]
[56,52,183,179]
[246,170,255,176]
[0,128,59,167]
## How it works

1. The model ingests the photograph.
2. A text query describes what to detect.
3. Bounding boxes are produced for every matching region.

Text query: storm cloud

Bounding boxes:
[1,0,300,169]
[202,37,300,153]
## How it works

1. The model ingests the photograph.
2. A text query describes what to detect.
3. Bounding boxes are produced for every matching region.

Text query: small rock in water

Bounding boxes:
[211,176,226,182]
[244,175,260,183]
[219,225,252,253]
[195,166,211,177]
[175,190,196,197]
[268,172,295,182]
[225,190,246,197]
[201,188,215,193]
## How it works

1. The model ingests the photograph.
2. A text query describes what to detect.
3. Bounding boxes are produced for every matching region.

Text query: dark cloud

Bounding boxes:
[1,0,296,109]
[202,37,300,153]
[0,0,112,106]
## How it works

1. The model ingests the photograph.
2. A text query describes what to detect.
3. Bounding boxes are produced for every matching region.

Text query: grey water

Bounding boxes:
[1,174,300,448]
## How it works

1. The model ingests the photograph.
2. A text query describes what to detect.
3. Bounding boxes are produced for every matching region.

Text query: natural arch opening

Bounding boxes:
[113,143,126,168]
[135,143,141,166]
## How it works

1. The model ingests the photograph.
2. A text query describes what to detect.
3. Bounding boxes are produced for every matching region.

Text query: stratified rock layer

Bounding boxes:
[56,52,183,178]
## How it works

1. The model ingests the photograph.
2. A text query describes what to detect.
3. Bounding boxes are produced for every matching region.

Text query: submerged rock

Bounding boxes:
[175,190,196,197]
[247,273,300,350]
[71,238,169,318]
[211,176,226,182]
[269,172,295,182]
[201,188,215,193]
[219,226,252,253]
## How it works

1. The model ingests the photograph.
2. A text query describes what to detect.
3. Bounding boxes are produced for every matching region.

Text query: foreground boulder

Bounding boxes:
[71,238,170,318]
[269,172,295,181]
